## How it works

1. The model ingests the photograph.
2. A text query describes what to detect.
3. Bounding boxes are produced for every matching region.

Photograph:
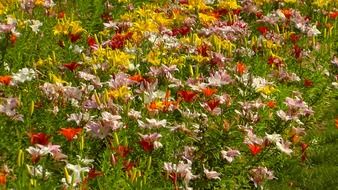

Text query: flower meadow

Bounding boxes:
[0,0,338,189]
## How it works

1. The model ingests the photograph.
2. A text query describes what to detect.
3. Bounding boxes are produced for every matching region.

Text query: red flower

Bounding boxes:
[290,33,300,43]
[206,99,220,111]
[329,11,338,19]
[304,79,313,87]
[257,26,269,36]
[178,90,198,103]
[59,128,82,142]
[69,33,82,43]
[293,45,302,59]
[87,36,97,48]
[0,76,12,86]
[109,32,133,49]
[268,56,283,68]
[197,43,209,57]
[28,132,50,145]
[300,142,309,162]
[256,12,263,19]
[232,8,241,15]
[10,34,17,44]
[58,11,65,19]
[87,167,103,180]
[63,62,80,72]
[115,145,131,158]
[123,160,135,172]
[139,139,154,152]
[172,25,190,36]
[248,144,262,156]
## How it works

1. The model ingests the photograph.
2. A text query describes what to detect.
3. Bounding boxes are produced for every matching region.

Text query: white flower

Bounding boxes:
[29,20,43,33]
[76,155,94,165]
[26,165,50,178]
[276,139,293,155]
[307,25,321,37]
[12,68,36,84]
[66,163,90,184]
[138,118,167,129]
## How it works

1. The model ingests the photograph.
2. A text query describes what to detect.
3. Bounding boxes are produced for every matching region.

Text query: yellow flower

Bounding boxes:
[146,51,161,66]
[283,0,296,3]
[253,0,271,5]
[69,21,84,35]
[256,85,276,95]
[190,55,209,63]
[180,34,203,46]
[0,3,4,15]
[313,0,330,7]
[49,73,68,84]
[218,0,241,10]
[198,13,217,26]
[187,0,210,10]
[209,34,235,53]
[35,0,44,6]
[131,19,158,33]
[108,86,131,99]
[53,22,69,35]
[106,49,134,68]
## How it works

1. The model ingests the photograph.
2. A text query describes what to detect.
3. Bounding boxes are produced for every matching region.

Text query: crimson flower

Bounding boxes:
[197,43,209,57]
[172,25,190,36]
[28,132,50,145]
[59,128,82,142]
[69,33,81,43]
[63,62,80,72]
[87,36,97,48]
[290,33,300,43]
[206,99,220,111]
[178,90,198,103]
[303,79,313,87]
[300,142,309,162]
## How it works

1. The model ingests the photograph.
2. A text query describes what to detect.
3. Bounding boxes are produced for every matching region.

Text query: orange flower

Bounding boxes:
[59,128,82,141]
[202,87,217,97]
[335,118,338,129]
[129,74,144,83]
[236,62,246,75]
[282,9,292,19]
[0,76,12,86]
[266,100,276,108]
[0,173,6,186]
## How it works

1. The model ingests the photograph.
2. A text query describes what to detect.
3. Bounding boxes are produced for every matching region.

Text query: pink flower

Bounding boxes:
[249,166,276,188]
[221,148,241,163]
[204,168,221,180]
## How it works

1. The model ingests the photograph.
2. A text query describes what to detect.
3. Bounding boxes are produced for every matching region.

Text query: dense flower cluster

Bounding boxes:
[0,0,337,189]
